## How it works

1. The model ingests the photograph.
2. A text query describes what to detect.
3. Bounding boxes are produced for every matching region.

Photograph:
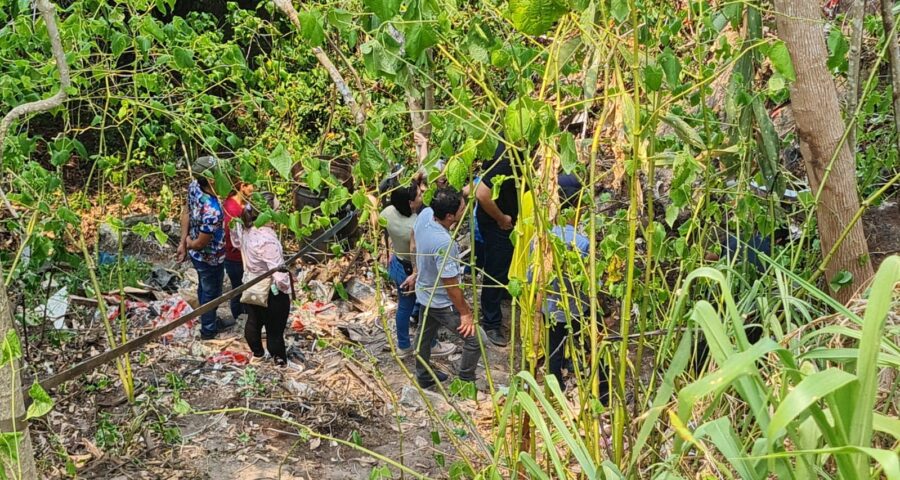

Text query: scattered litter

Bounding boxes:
[337,323,383,344]
[307,280,333,302]
[153,296,196,343]
[103,295,196,343]
[208,350,251,366]
[145,267,180,292]
[344,278,375,309]
[34,287,68,330]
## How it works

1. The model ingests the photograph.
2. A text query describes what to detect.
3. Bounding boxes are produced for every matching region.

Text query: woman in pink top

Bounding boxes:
[231,193,293,365]
[223,181,255,322]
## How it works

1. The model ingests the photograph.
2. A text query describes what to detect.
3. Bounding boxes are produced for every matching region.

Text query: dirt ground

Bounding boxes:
[24,252,519,480]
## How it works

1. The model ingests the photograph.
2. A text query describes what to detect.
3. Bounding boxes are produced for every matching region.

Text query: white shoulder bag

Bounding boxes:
[239,228,272,307]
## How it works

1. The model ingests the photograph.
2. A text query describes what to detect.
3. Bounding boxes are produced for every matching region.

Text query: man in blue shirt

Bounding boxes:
[414,188,481,388]
[535,175,608,398]
[177,156,227,340]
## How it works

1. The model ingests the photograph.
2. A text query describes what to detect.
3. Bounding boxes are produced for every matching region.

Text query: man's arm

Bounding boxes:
[475,182,513,230]
[185,232,212,251]
[441,278,475,337]
[176,202,190,261]
[399,230,417,290]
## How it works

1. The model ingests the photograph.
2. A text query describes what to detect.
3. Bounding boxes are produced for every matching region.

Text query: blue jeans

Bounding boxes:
[389,255,417,349]
[224,259,244,320]
[192,258,225,338]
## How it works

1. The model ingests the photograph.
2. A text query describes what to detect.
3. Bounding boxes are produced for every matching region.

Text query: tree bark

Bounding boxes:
[773,0,874,303]
[0,264,37,480]
[879,0,900,152]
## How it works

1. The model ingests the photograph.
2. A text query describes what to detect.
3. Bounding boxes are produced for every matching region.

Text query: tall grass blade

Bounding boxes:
[847,256,900,477]
[765,368,857,450]
[629,331,693,466]
[694,417,761,480]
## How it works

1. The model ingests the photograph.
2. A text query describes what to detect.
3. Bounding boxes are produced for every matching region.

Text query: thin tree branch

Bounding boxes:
[272,0,366,126]
[880,0,900,152]
[0,0,71,219]
[847,0,865,151]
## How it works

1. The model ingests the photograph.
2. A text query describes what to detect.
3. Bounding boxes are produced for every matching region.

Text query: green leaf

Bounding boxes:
[326,9,353,35]
[57,206,80,226]
[0,432,23,466]
[829,270,853,291]
[610,0,629,23]
[665,204,679,228]
[659,49,682,85]
[508,277,523,297]
[269,143,293,180]
[299,10,325,47]
[405,24,437,61]
[26,382,53,420]
[827,28,850,73]
[0,329,22,365]
[110,32,128,58]
[506,0,570,36]
[559,132,577,173]
[643,64,663,92]
[172,47,195,69]
[363,0,400,20]
[504,97,555,145]
[173,398,191,415]
[767,41,795,82]
[446,157,467,190]
[213,168,231,198]
[307,170,323,191]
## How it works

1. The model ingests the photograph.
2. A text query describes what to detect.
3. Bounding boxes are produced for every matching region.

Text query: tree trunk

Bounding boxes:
[879,0,900,152]
[773,0,874,303]
[0,263,38,480]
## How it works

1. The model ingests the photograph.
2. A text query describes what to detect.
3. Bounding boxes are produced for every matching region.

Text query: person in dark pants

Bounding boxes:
[474,143,522,347]
[692,227,792,373]
[177,156,227,340]
[231,193,295,367]
[380,180,454,357]
[537,176,609,398]
[223,180,255,322]
[414,188,482,388]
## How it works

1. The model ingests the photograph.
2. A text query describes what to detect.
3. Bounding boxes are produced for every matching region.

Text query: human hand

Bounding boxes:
[458,313,475,337]
[399,273,417,294]
[498,214,514,231]
[176,241,187,262]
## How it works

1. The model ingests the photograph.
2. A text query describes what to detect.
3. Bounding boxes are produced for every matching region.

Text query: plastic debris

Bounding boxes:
[145,267,179,292]
[103,295,196,343]
[34,287,69,330]
[208,350,250,366]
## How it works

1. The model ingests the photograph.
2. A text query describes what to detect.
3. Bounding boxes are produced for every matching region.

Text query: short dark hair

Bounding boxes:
[242,192,277,227]
[431,187,463,220]
[390,182,419,217]
[558,174,583,210]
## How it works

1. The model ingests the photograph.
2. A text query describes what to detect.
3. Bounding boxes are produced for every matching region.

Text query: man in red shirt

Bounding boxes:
[223,180,255,322]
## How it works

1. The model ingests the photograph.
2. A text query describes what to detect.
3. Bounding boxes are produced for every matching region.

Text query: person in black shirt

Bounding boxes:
[474,142,521,347]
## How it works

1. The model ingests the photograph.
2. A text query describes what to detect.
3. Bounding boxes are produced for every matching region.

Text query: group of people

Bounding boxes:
[380,144,601,392]
[176,156,294,368]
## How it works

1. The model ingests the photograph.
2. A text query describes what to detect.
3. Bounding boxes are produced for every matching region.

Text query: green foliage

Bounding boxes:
[26,383,53,420]
[767,41,796,82]
[506,0,569,36]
